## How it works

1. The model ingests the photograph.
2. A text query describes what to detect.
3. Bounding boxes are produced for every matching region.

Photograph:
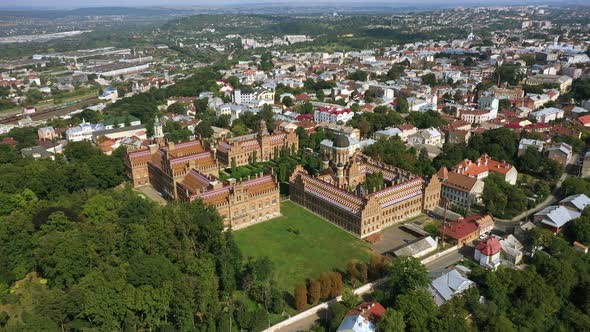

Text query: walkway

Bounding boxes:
[495,172,568,224]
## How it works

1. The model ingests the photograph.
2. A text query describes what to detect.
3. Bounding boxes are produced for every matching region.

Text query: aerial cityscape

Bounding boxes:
[1,1,590,331]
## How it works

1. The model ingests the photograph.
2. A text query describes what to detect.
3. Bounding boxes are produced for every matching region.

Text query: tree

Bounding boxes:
[388,257,429,300]
[376,308,405,332]
[319,273,332,300]
[494,64,525,85]
[308,279,321,304]
[407,110,447,129]
[64,141,101,161]
[341,286,360,308]
[167,102,186,115]
[195,121,214,139]
[294,284,307,310]
[282,96,293,107]
[499,98,512,110]
[396,96,409,113]
[331,272,343,297]
[370,254,386,276]
[395,289,437,331]
[360,263,368,284]
[194,98,209,113]
[347,261,359,283]
[421,73,437,87]
[561,177,590,197]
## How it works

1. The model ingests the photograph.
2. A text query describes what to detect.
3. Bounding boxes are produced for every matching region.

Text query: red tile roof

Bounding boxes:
[442,218,479,240]
[579,115,590,126]
[476,237,502,256]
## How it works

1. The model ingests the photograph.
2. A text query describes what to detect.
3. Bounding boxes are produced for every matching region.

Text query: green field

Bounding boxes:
[234,201,372,292]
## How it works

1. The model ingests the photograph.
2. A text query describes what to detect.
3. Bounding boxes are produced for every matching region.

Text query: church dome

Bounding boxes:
[333,135,350,148]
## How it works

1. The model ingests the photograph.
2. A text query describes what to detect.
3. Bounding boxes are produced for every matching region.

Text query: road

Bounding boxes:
[275,249,465,332]
[495,171,569,225]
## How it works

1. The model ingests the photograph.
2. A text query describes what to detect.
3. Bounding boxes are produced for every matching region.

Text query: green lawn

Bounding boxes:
[234,201,372,292]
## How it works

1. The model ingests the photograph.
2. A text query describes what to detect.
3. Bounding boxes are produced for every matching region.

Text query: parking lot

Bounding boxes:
[371,214,434,254]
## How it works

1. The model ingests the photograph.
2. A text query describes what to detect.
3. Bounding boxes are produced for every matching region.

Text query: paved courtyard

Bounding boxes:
[371,215,433,254]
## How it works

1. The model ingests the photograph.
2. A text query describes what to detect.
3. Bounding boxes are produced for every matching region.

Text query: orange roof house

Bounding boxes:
[452,154,518,185]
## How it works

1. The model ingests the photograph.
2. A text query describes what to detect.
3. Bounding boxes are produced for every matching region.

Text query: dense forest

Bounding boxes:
[0,141,286,331]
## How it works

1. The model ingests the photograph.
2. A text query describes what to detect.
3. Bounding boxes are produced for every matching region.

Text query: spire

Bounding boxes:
[259,119,269,136]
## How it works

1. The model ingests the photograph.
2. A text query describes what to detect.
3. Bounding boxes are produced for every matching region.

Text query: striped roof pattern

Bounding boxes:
[299,172,364,215]
[129,148,151,159]
[182,169,211,192]
[170,151,212,165]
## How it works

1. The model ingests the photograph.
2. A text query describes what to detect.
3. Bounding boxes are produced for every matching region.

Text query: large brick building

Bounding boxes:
[289,153,441,238]
[177,170,280,229]
[125,139,219,199]
[216,120,299,167]
[125,139,281,229]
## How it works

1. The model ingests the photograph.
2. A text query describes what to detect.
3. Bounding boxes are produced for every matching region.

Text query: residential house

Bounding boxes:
[499,235,524,266]
[21,146,55,160]
[559,194,590,213]
[314,106,354,124]
[529,107,564,123]
[38,126,58,141]
[583,152,590,178]
[546,143,573,165]
[474,237,502,269]
[103,115,141,130]
[428,266,475,306]
[441,214,494,247]
[573,241,589,254]
[526,74,572,93]
[578,114,590,127]
[373,127,401,140]
[437,168,484,209]
[518,138,544,156]
[452,154,518,185]
[534,205,581,233]
[447,129,471,145]
[407,127,444,147]
[460,109,498,124]
[336,302,385,332]
[65,120,104,142]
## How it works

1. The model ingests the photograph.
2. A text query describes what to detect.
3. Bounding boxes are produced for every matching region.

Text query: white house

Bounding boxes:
[474,237,502,270]
[499,235,524,266]
[407,127,443,147]
[314,106,354,124]
[65,120,104,142]
[529,107,564,123]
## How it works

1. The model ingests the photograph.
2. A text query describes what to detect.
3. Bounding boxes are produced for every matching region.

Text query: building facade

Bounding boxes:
[125,140,219,199]
[289,154,441,238]
[176,170,280,229]
[216,120,299,167]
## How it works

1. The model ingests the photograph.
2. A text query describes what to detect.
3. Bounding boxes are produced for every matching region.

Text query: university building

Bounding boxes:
[177,170,280,229]
[124,115,286,229]
[216,120,299,167]
[289,153,441,238]
[125,139,219,200]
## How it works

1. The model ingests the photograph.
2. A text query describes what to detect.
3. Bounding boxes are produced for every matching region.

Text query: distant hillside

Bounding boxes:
[0,7,184,18]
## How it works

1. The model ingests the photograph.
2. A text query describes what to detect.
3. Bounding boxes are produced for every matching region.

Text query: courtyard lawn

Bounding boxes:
[234,200,373,292]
